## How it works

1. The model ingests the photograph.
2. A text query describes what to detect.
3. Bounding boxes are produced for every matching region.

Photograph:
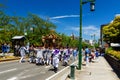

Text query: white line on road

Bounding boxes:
[21,74,33,79]
[20,73,40,79]
[0,68,17,75]
[17,70,29,77]
[7,69,30,80]
[7,77,17,80]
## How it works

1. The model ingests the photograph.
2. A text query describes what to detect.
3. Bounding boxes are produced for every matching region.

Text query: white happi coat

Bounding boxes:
[19,46,26,57]
[36,49,43,58]
[52,55,59,67]
[52,50,60,67]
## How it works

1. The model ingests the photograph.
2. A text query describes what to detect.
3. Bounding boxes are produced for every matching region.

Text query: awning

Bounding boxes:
[111,43,120,47]
[12,36,25,40]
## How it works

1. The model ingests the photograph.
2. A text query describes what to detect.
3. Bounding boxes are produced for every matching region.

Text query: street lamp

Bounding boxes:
[90,1,95,11]
[78,0,95,70]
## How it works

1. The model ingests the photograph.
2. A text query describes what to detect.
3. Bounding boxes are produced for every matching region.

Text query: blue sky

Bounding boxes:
[1,0,120,41]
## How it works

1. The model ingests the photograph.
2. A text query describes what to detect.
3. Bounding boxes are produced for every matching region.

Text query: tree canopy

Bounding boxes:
[0,10,81,48]
[102,16,120,43]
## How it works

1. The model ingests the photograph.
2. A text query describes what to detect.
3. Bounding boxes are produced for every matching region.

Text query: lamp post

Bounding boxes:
[78,0,95,70]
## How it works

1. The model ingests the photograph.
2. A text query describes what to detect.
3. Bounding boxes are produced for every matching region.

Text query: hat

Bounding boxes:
[54,49,59,55]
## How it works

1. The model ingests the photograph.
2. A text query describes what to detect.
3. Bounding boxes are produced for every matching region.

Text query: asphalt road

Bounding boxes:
[0,59,73,80]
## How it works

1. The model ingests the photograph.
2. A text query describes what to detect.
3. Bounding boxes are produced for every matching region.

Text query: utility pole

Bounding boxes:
[78,0,95,70]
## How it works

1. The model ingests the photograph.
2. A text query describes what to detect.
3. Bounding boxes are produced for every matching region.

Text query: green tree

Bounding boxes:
[103,16,120,43]
[25,14,56,45]
[0,11,12,43]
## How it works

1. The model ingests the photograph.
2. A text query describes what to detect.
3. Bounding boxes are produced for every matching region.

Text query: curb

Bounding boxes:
[0,57,20,62]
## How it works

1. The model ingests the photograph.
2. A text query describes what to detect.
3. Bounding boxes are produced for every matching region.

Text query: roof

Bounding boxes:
[12,36,25,40]
[111,43,120,47]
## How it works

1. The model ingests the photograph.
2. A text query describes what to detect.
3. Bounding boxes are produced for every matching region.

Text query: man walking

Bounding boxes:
[19,44,27,63]
[52,48,60,73]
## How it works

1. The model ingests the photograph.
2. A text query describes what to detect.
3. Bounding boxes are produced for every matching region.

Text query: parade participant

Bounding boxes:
[50,48,54,64]
[52,48,60,73]
[46,47,52,65]
[59,47,64,61]
[70,47,73,60]
[67,47,71,62]
[29,45,36,63]
[62,47,68,66]
[64,47,70,62]
[42,47,47,65]
[72,47,78,61]
[19,44,27,63]
[34,47,44,65]
[62,52,68,66]
[26,42,30,57]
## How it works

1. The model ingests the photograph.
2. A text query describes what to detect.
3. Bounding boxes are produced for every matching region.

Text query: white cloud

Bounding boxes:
[83,25,100,37]
[83,25,97,31]
[115,14,120,17]
[50,15,79,19]
[64,26,79,32]
[50,19,61,23]
[65,26,79,31]
[64,25,100,38]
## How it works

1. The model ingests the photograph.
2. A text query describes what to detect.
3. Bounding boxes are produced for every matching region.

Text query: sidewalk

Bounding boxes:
[66,56,120,80]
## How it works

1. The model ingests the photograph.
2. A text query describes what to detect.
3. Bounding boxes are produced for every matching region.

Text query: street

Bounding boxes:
[0,60,73,80]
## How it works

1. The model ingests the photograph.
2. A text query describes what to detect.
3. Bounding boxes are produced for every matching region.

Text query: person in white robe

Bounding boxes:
[52,48,60,73]
[19,45,27,63]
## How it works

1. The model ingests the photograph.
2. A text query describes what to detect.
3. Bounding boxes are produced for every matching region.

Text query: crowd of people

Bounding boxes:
[0,42,104,73]
[17,43,105,72]
[18,44,79,73]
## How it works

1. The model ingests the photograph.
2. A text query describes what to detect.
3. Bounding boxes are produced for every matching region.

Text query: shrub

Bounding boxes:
[106,48,120,60]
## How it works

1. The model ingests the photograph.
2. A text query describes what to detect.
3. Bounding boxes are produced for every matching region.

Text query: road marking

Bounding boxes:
[21,74,33,79]
[20,73,40,79]
[17,70,29,77]
[0,68,17,75]
[7,77,17,80]
[7,69,30,80]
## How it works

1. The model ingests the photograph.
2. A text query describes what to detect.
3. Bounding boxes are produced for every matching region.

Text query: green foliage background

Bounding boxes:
[0,10,81,48]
